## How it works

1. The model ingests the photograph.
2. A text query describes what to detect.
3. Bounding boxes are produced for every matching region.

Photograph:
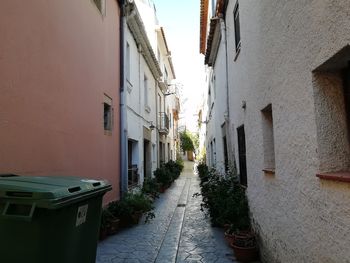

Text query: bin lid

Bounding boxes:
[0,175,112,209]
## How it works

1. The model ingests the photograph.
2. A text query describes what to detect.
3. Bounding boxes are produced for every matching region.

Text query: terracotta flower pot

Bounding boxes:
[230,231,259,262]
[107,218,120,235]
[230,242,259,262]
[131,211,143,225]
[224,231,235,245]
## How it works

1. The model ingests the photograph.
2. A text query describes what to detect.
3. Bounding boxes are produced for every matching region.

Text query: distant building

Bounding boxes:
[200,0,350,262]
[0,0,122,203]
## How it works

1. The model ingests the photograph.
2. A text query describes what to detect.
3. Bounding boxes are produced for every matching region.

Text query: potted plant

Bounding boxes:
[230,230,258,263]
[142,177,160,199]
[154,166,172,192]
[107,199,133,228]
[228,184,259,262]
[99,209,109,240]
[124,192,155,224]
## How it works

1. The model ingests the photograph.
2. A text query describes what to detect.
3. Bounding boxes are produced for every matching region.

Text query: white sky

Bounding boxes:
[152,0,206,132]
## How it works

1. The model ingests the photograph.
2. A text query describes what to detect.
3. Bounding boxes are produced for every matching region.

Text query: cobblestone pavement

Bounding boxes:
[96,161,236,263]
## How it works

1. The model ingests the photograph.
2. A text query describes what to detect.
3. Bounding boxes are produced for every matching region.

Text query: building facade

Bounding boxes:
[124,0,161,190]
[122,0,179,192]
[0,0,121,203]
[201,0,350,262]
[200,0,232,174]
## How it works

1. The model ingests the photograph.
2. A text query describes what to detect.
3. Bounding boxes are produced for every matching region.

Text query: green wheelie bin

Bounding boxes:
[0,174,112,263]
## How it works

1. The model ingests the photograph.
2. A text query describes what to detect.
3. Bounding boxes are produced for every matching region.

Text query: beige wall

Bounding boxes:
[0,0,121,203]
[226,0,350,262]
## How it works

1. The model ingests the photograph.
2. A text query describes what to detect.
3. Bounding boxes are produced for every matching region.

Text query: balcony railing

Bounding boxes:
[128,165,139,189]
[158,112,169,135]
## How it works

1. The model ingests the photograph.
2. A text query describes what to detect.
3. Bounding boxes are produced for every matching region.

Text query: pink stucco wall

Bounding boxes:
[0,0,121,203]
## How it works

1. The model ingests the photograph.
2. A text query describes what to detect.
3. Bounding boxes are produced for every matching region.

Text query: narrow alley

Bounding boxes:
[96,161,235,263]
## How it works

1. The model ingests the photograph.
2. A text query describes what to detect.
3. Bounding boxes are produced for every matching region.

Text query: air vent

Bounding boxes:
[92,182,101,187]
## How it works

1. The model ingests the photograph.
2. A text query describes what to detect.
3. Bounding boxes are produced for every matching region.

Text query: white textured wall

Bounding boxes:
[225,0,350,262]
[126,25,157,183]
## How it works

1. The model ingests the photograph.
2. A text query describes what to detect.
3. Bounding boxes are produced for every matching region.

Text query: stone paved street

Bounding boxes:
[96,161,236,263]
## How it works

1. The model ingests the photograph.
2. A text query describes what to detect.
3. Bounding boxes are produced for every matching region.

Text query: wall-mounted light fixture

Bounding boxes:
[242,100,247,109]
[149,122,155,130]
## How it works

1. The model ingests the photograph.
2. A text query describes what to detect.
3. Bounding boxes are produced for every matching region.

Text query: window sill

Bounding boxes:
[316,171,350,183]
[104,130,112,136]
[263,168,275,175]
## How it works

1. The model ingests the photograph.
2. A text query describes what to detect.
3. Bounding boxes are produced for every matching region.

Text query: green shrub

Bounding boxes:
[106,192,155,224]
[165,160,182,181]
[196,162,210,187]
[154,166,172,188]
[176,158,184,172]
[142,177,160,198]
[198,168,251,230]
[124,192,153,213]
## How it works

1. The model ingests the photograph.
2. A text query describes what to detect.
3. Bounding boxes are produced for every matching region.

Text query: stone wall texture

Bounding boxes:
[225,0,350,262]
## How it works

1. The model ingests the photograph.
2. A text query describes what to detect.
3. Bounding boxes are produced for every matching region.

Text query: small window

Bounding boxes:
[233,2,241,52]
[144,75,149,111]
[104,95,112,132]
[93,0,105,15]
[261,104,275,173]
[313,47,350,175]
[126,42,130,82]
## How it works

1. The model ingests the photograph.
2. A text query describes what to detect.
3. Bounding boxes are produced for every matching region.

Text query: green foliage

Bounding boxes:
[180,131,195,151]
[165,160,182,180]
[100,208,117,230]
[196,164,251,230]
[106,192,155,224]
[176,158,184,173]
[142,177,160,198]
[196,147,206,162]
[154,165,172,187]
[154,159,184,188]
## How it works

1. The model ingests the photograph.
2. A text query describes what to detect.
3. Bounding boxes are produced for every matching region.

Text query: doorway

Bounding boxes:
[237,126,247,186]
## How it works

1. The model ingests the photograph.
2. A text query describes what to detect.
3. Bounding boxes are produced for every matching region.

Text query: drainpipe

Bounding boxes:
[220,15,234,172]
[119,0,128,197]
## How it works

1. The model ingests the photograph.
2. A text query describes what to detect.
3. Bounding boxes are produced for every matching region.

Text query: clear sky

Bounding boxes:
[152,0,206,132]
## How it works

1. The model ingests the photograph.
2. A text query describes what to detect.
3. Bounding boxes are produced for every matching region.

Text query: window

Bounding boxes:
[144,75,150,112]
[93,0,105,15]
[168,143,170,161]
[237,125,247,186]
[104,95,112,132]
[261,104,275,174]
[164,68,168,82]
[223,136,229,172]
[210,141,214,167]
[126,42,130,82]
[152,144,156,162]
[233,2,241,53]
[313,47,350,180]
